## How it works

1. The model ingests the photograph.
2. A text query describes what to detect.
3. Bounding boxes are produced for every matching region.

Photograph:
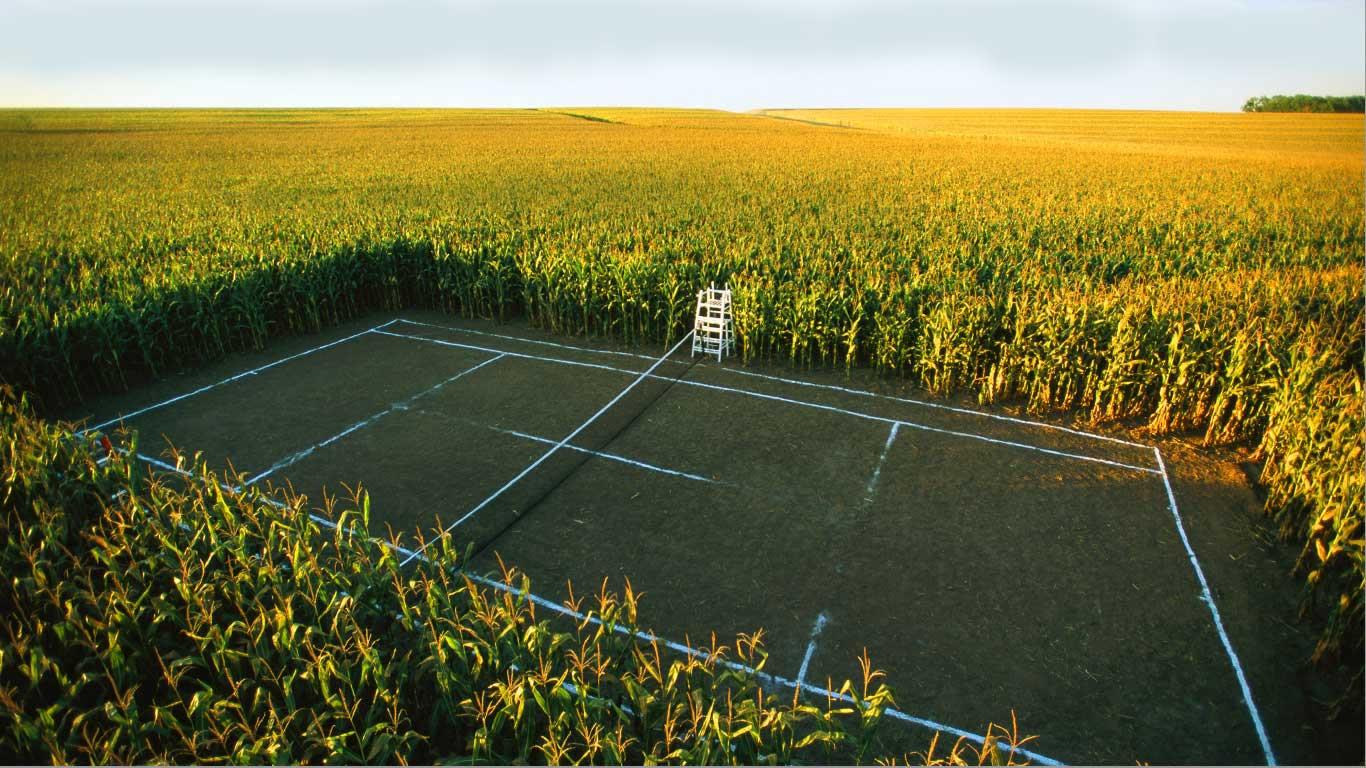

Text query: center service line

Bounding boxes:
[795,611,831,690]
[398,330,695,566]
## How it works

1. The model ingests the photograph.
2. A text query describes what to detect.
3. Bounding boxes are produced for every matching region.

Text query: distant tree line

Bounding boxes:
[1242,94,1365,113]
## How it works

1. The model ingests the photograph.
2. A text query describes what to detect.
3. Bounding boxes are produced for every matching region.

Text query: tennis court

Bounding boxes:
[80,312,1284,765]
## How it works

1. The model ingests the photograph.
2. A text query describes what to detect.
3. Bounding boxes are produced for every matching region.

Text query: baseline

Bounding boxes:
[378,328,1158,476]
[415,409,720,486]
[83,320,398,435]
[120,449,1062,766]
[396,317,1148,451]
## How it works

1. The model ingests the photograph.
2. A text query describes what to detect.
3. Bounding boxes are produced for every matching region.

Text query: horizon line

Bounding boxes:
[0,104,1279,114]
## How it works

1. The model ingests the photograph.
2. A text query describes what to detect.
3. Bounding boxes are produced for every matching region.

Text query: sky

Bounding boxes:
[0,0,1362,111]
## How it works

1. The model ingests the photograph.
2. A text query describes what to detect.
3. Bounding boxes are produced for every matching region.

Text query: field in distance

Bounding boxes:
[758,107,1364,161]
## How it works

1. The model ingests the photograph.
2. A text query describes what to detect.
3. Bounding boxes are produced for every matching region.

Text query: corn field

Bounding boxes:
[0,392,1040,764]
[0,107,1361,706]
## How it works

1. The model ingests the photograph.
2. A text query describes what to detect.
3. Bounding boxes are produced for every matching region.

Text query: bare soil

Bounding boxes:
[70,309,1363,765]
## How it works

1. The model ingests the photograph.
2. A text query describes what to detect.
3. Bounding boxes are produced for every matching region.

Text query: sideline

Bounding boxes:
[118,449,1062,765]
[82,320,400,434]
[1155,447,1275,765]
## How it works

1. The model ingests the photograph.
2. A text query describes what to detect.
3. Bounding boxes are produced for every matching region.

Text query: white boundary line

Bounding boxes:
[412,408,721,485]
[118,449,1061,765]
[399,317,660,361]
[134,451,191,477]
[795,611,830,690]
[707,364,1149,449]
[396,316,1148,451]
[493,426,719,485]
[894,419,1158,475]
[1154,447,1275,765]
[375,330,628,375]
[397,330,697,566]
[507,662,638,716]
[82,320,399,435]
[243,353,506,486]
[378,329,1159,476]
[461,572,1060,766]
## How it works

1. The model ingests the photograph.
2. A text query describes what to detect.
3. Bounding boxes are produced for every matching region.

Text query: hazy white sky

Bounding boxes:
[1,0,1361,110]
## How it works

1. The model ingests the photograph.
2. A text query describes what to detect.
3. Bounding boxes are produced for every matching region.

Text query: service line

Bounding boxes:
[864,422,900,503]
[397,330,696,566]
[494,426,717,484]
[415,409,719,485]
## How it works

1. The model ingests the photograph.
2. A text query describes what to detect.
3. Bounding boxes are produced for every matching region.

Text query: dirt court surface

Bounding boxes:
[75,310,1346,765]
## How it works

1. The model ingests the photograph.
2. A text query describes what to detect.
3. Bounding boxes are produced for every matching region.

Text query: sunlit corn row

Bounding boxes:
[0,393,1035,765]
[0,107,1360,671]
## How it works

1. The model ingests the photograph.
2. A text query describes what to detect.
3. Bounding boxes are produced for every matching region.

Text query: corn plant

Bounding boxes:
[0,392,1050,763]
[0,106,1360,697]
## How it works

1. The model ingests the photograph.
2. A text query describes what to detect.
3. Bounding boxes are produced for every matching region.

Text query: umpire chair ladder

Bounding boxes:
[691,283,735,362]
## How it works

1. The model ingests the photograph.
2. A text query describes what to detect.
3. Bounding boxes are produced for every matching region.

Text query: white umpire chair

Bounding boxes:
[691,283,735,362]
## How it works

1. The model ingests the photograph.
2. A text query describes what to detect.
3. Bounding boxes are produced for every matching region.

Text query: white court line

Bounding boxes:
[414,411,720,485]
[378,329,1159,476]
[508,662,637,716]
[493,426,718,484]
[462,572,1060,766]
[120,449,1060,766]
[397,316,1148,451]
[136,452,179,474]
[1155,447,1275,765]
[864,423,900,502]
[399,317,659,361]
[132,451,236,490]
[397,331,697,567]
[376,330,627,374]
[795,611,830,690]
[82,320,398,435]
[893,419,1159,475]
[243,353,506,486]
[129,450,282,508]
[706,363,1150,450]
